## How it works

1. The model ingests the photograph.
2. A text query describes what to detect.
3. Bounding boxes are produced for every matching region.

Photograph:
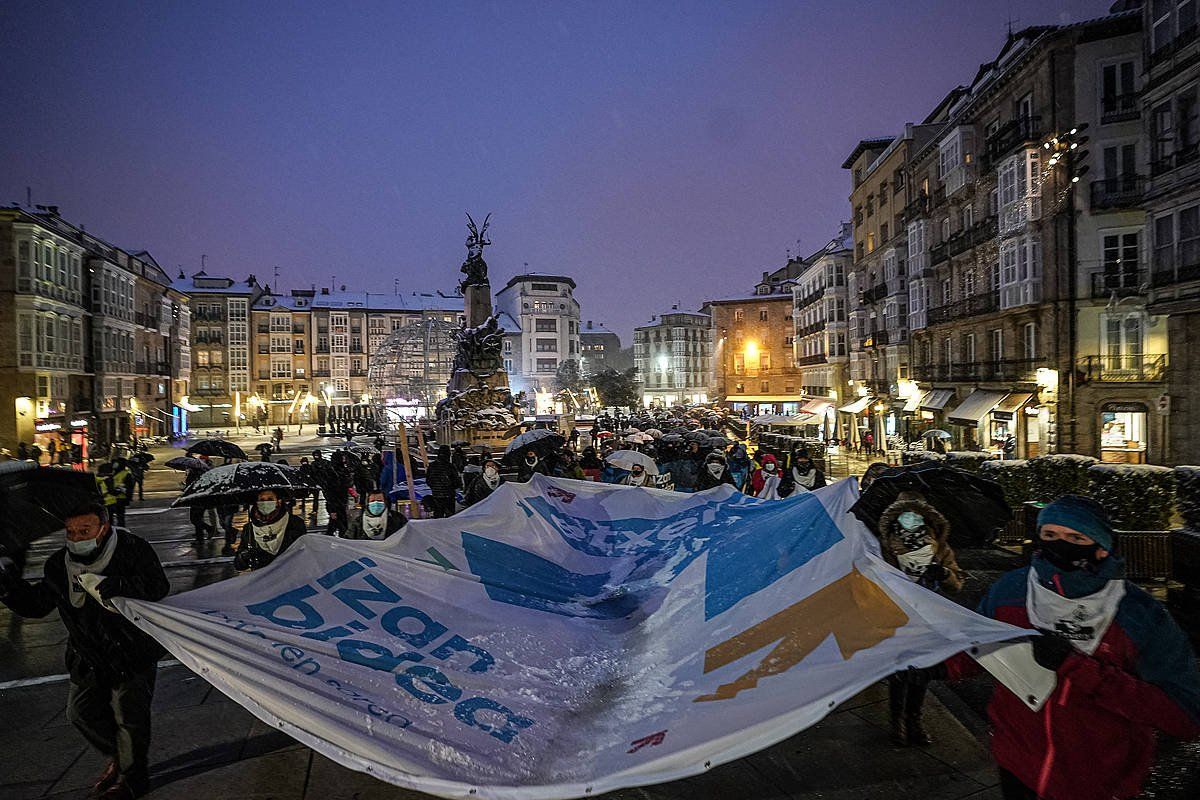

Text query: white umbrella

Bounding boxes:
[624,431,654,444]
[923,429,952,440]
[605,449,660,475]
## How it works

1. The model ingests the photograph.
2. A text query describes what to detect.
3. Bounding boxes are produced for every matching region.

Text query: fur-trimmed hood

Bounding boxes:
[878,497,951,548]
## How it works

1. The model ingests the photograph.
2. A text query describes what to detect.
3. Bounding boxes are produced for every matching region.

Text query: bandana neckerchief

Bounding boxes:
[65,528,119,608]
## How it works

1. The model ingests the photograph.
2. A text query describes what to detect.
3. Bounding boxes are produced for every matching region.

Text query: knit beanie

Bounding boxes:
[1037,495,1114,551]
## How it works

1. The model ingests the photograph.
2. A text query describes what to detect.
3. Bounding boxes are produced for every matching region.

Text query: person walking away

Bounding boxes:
[750,454,782,498]
[621,463,651,487]
[791,449,826,492]
[217,501,239,556]
[464,458,503,506]
[182,465,213,541]
[47,438,58,465]
[109,458,134,527]
[876,490,962,745]
[233,489,307,570]
[916,495,1200,800]
[425,444,462,518]
[128,454,150,501]
[0,503,170,799]
[696,453,735,490]
[569,427,580,451]
[345,489,407,540]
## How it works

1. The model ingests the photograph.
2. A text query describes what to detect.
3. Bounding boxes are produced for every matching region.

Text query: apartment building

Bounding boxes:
[494,274,581,401]
[174,271,263,429]
[579,320,623,376]
[250,286,314,425]
[704,261,803,413]
[896,12,1153,461]
[792,223,855,438]
[1143,0,1200,464]
[633,309,711,407]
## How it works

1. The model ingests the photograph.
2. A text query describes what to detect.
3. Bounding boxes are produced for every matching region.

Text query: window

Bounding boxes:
[880,222,889,242]
[532,300,556,313]
[734,309,744,322]
[536,338,557,352]
[195,351,210,366]
[536,358,557,372]
[1023,323,1037,360]
[758,308,768,321]
[1102,312,1145,368]
[1103,144,1137,185]
[1102,232,1141,286]
[503,358,513,372]
[867,232,876,253]
[760,380,770,393]
[1102,62,1136,122]
[534,318,557,333]
[271,357,292,378]
[964,333,976,363]
[502,339,512,354]
[990,328,1004,364]
[759,352,771,370]
[940,278,952,306]
[1153,0,1174,51]
[531,282,558,292]
[942,336,953,366]
[1017,92,1034,121]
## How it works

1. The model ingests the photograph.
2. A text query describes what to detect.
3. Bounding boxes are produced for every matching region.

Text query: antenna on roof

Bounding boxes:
[394,278,399,295]
[273,265,280,284]
[201,254,207,270]
[26,187,31,208]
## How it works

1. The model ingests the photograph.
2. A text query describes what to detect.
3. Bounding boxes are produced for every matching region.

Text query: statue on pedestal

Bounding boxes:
[459,213,491,293]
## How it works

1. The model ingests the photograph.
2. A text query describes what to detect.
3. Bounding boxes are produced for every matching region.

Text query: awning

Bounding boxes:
[902,392,924,413]
[991,392,1035,421]
[801,398,836,415]
[947,389,1007,427]
[919,389,956,411]
[838,395,873,414]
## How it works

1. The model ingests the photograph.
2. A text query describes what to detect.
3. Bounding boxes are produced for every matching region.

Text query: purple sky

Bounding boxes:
[1,0,1111,341]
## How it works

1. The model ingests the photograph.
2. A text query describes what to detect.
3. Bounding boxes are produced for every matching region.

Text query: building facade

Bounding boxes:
[704,261,803,414]
[494,274,581,403]
[1142,0,1200,464]
[578,320,623,376]
[633,309,711,407]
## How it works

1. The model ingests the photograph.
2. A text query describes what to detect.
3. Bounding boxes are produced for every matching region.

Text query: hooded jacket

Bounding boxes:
[697,456,736,490]
[946,555,1200,800]
[1,529,169,682]
[344,508,408,540]
[876,494,963,593]
[750,454,779,495]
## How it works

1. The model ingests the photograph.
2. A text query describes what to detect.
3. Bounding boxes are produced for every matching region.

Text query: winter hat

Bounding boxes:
[1037,495,1114,551]
[761,454,778,466]
[705,452,727,465]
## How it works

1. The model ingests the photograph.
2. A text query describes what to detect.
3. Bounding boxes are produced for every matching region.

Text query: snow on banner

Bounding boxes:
[117,476,1026,799]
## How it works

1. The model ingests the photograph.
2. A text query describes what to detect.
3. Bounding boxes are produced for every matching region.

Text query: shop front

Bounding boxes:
[987,391,1036,458]
[836,394,873,447]
[916,388,956,437]
[1098,401,1149,464]
[946,389,1007,451]
[800,397,837,440]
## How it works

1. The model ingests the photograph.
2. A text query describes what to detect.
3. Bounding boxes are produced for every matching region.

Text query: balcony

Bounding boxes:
[926,290,1000,325]
[944,218,998,260]
[793,287,825,310]
[1076,354,1166,382]
[1090,177,1144,210]
[312,369,331,378]
[292,325,305,335]
[1090,270,1144,298]
[911,358,1044,384]
[795,354,828,366]
[796,320,825,337]
[257,346,270,354]
[1100,93,1140,125]
[860,329,889,349]
[861,282,889,305]
[983,115,1042,169]
[902,193,929,223]
[1152,259,1200,287]
[256,323,271,333]
[1151,143,1200,177]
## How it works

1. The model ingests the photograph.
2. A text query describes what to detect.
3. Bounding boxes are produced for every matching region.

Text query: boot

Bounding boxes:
[905,712,932,746]
[89,760,119,798]
[905,677,932,745]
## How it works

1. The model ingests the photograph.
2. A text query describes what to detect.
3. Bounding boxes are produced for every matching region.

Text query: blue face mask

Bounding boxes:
[367,501,386,516]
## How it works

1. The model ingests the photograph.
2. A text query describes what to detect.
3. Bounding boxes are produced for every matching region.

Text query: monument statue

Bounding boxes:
[459,212,491,291]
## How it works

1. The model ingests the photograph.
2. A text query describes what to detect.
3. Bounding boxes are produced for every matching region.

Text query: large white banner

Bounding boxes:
[119,476,1026,799]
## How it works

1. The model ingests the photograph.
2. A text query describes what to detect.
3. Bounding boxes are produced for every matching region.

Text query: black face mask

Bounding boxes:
[1038,538,1102,571]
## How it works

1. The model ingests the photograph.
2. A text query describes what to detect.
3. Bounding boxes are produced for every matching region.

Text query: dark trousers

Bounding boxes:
[110,502,127,528]
[887,672,929,720]
[134,477,144,501]
[998,768,1041,800]
[66,665,157,790]
[431,495,455,518]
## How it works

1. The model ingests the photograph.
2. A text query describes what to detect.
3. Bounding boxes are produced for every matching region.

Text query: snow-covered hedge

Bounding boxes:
[901,450,945,465]
[1087,463,1176,531]
[1027,454,1096,502]
[979,459,1032,507]
[945,451,990,473]
[1173,466,1200,530]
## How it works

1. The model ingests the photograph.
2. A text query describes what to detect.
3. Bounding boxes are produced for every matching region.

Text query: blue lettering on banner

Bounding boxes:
[468,490,844,620]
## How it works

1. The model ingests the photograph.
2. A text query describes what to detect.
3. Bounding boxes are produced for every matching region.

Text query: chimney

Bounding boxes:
[762,271,769,282]
[320,287,329,295]
[586,320,593,329]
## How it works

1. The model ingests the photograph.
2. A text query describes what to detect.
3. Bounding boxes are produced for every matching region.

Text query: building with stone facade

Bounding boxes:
[633,308,711,407]
[494,274,581,406]
[0,206,191,454]
[792,223,855,438]
[1142,0,1200,465]
[579,320,623,377]
[704,261,803,414]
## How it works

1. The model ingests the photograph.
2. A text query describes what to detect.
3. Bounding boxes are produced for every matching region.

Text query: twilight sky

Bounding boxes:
[1,0,1112,341]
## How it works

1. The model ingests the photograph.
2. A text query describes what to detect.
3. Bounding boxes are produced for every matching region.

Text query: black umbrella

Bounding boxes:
[0,463,103,554]
[165,456,210,472]
[503,429,565,464]
[130,452,155,465]
[255,442,275,453]
[185,439,248,461]
[170,461,316,508]
[850,462,1011,547]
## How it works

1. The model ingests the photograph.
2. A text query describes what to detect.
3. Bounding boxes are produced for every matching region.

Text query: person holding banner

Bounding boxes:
[233,489,308,571]
[933,495,1200,800]
[344,489,407,541]
[0,503,169,799]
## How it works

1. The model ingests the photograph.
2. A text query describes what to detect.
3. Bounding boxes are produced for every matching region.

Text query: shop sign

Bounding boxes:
[35,422,62,432]
[1024,406,1041,416]
[992,410,1015,421]
[70,419,89,428]
[1101,402,1148,414]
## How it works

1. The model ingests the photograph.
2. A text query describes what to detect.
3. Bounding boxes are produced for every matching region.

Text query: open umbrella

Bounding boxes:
[644,428,664,439]
[0,462,103,554]
[503,429,566,463]
[850,461,1011,547]
[170,461,316,508]
[165,456,210,472]
[254,442,275,453]
[707,436,731,449]
[659,433,684,444]
[684,430,709,443]
[922,430,952,440]
[185,439,248,461]
[624,431,654,444]
[605,449,660,475]
[129,452,155,466]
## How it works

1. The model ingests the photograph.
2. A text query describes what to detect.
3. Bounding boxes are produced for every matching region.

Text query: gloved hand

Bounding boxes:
[76,573,118,612]
[96,576,123,601]
[1030,630,1075,671]
[923,562,949,584]
[234,548,267,571]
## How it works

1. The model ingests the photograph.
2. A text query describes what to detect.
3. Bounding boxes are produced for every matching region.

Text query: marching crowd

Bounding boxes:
[0,416,1198,800]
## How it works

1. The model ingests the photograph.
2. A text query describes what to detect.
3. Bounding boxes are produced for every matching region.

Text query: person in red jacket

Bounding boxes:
[929,495,1200,800]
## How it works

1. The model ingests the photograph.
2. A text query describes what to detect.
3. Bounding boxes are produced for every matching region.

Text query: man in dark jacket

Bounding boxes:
[344,489,407,540]
[0,503,170,799]
[424,445,461,518]
[934,496,1200,800]
[696,453,735,490]
[464,458,503,506]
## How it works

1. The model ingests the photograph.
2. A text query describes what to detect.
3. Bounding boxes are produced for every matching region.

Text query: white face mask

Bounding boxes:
[484,466,498,478]
[896,544,936,580]
[764,463,776,472]
[67,536,101,557]
[898,511,925,530]
[256,500,279,516]
[707,463,724,477]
